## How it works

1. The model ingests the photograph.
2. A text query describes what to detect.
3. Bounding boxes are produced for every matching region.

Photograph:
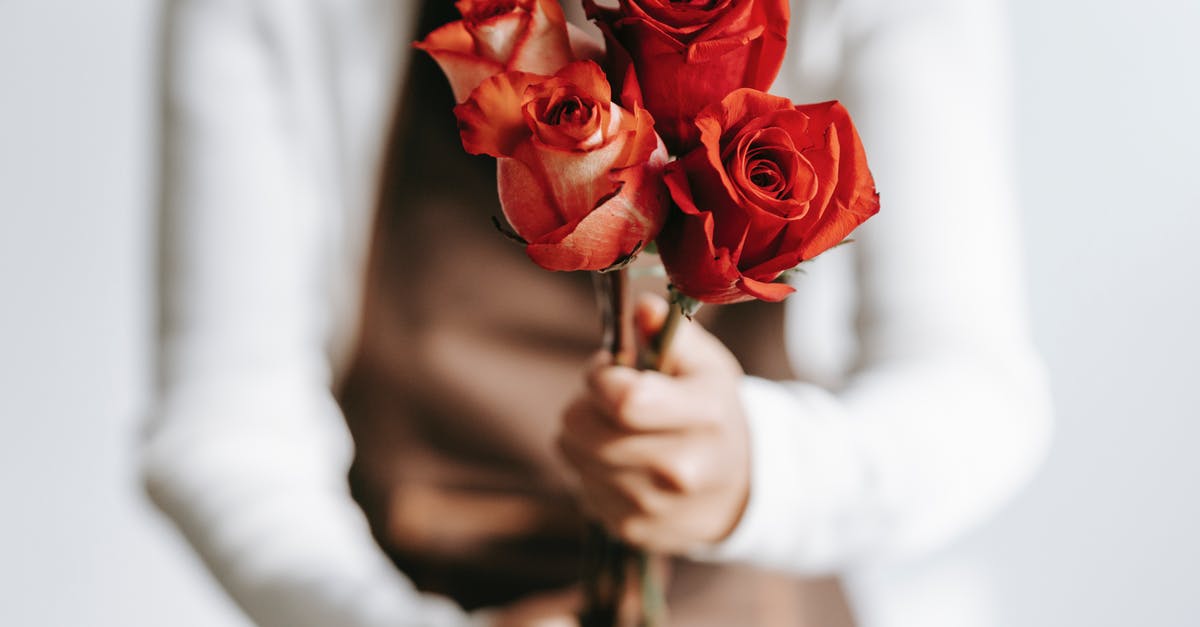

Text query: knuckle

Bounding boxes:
[615,373,673,430]
[592,440,619,466]
[613,379,647,429]
[625,482,659,516]
[613,516,646,545]
[603,470,651,512]
[688,386,727,425]
[657,456,702,494]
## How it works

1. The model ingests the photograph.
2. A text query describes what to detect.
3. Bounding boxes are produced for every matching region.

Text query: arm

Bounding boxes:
[706,0,1052,571]
[144,1,472,624]
[560,0,1052,574]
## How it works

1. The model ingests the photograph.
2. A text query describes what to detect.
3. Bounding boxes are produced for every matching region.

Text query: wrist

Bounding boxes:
[689,376,868,573]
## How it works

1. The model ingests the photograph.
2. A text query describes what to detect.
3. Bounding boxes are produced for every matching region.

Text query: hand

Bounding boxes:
[557,296,752,554]
[480,586,582,627]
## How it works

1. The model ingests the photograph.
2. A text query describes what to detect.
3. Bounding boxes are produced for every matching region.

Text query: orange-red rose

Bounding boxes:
[657,89,880,304]
[455,61,670,271]
[583,0,789,152]
[415,0,601,103]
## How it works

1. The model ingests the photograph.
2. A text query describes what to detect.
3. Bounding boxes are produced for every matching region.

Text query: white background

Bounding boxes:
[1,1,1197,625]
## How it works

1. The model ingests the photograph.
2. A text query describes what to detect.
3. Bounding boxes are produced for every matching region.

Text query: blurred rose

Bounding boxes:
[658,89,879,304]
[456,61,669,271]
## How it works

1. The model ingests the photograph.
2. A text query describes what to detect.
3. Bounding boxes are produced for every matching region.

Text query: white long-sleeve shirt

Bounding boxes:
[144,0,1052,625]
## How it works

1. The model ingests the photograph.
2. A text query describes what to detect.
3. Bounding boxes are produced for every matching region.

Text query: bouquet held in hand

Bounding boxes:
[417,1,880,624]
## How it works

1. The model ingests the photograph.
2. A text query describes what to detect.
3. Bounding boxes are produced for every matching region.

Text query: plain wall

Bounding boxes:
[0,0,1196,625]
[0,2,247,625]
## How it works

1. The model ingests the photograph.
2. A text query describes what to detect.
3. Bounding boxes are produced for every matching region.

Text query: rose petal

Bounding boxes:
[527,92,605,149]
[497,156,563,240]
[585,0,790,150]
[516,63,615,153]
[689,0,755,42]
[619,104,662,171]
[737,275,795,301]
[685,25,764,64]
[553,60,613,105]
[455,70,540,157]
[518,126,629,225]
[659,90,878,304]
[524,139,669,271]
[525,175,659,271]
[793,102,880,259]
[658,209,748,304]
[414,22,507,103]
[741,230,805,278]
[466,10,529,64]
[508,0,576,75]
[624,0,744,42]
[743,0,789,90]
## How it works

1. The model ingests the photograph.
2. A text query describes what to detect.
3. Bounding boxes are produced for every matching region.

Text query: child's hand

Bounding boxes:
[558,296,751,554]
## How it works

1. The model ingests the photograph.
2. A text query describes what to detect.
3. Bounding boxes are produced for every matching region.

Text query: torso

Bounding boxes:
[335,14,856,624]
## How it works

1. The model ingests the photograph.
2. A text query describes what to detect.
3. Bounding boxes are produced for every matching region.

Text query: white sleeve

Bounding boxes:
[696,0,1053,573]
[144,1,477,624]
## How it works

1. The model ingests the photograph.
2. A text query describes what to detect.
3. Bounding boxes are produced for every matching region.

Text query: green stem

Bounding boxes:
[638,552,665,627]
[584,270,679,627]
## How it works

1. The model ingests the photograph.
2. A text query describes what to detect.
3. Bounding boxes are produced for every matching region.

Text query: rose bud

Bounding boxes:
[657,89,880,304]
[455,61,670,271]
[415,0,603,103]
[583,0,789,152]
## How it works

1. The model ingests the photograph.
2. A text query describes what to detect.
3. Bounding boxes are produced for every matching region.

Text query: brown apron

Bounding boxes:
[335,21,855,625]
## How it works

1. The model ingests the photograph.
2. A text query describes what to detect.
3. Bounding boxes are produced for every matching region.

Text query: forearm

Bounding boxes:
[696,0,1052,573]
[151,2,474,623]
[702,352,1050,573]
[143,363,480,626]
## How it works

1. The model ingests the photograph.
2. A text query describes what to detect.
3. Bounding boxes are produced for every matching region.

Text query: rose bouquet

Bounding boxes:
[417,1,880,625]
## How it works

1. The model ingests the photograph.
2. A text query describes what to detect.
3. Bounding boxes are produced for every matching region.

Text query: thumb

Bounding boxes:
[633,295,740,378]
[633,293,671,344]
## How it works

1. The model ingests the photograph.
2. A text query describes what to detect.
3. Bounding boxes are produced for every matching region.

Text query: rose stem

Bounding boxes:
[583,269,636,627]
[587,270,681,627]
[634,285,684,627]
[608,268,636,367]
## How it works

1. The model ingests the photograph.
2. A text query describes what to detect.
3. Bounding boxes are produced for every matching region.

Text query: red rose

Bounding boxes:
[455,61,670,271]
[583,0,789,152]
[657,89,880,304]
[415,0,602,103]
